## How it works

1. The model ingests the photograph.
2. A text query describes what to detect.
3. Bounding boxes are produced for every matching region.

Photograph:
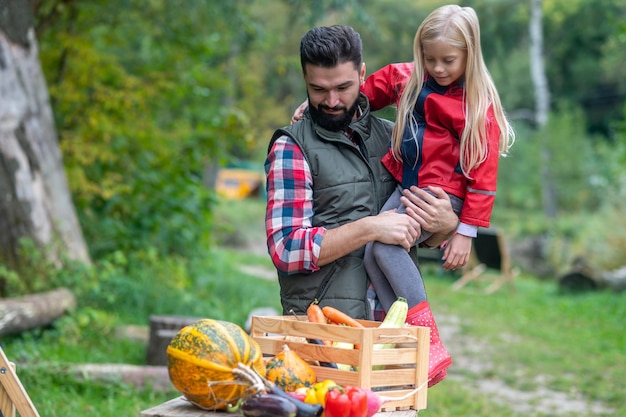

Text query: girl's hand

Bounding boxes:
[291,100,309,124]
[442,233,472,270]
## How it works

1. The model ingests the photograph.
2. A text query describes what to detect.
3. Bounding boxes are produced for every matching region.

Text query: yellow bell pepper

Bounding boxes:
[304,379,336,406]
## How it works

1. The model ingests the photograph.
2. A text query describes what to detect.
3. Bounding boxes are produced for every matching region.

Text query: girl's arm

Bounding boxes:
[362,62,413,111]
[460,111,502,228]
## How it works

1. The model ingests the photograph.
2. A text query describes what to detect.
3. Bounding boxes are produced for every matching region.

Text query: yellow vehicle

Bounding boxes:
[216,168,265,200]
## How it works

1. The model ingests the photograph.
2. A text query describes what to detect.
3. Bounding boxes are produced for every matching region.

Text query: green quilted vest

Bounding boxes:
[269,94,398,319]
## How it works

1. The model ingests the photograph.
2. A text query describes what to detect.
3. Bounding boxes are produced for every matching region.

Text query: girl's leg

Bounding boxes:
[364,242,398,313]
[369,188,450,309]
[364,187,406,312]
[371,240,427,308]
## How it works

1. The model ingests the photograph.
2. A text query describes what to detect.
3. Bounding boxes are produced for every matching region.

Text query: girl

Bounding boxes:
[363,4,515,387]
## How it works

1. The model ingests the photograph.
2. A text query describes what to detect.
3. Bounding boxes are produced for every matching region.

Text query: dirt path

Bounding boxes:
[437,314,613,416]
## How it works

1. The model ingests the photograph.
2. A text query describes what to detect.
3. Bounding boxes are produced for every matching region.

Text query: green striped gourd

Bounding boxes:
[166,318,266,410]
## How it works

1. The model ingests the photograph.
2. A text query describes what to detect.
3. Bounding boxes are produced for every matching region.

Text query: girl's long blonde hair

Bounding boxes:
[393,4,515,177]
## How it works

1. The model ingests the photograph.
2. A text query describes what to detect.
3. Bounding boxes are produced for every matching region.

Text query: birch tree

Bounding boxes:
[529,0,557,218]
[0,0,89,278]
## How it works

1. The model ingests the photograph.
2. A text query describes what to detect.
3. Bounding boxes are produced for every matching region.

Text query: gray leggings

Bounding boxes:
[364,185,463,312]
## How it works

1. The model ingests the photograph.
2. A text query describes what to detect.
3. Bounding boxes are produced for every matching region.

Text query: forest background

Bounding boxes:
[0,0,625,416]
[2,0,626,283]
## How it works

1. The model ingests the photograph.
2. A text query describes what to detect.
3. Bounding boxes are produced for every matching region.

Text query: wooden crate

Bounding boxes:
[250,315,429,412]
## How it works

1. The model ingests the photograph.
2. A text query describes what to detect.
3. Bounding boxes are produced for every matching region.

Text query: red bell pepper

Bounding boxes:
[325,385,368,417]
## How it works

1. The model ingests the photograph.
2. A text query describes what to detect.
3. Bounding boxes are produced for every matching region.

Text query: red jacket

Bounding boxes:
[362,63,501,228]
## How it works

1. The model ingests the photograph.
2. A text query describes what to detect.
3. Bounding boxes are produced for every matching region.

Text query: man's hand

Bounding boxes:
[400,185,458,247]
[373,210,421,250]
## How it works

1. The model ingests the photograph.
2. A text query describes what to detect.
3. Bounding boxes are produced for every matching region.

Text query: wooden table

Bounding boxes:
[140,397,419,417]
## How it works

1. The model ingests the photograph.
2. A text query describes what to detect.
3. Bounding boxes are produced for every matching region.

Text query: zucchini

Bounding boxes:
[331,340,355,371]
[378,297,408,332]
[372,297,408,369]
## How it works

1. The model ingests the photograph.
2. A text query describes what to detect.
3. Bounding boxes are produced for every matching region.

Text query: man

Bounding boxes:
[265,24,457,320]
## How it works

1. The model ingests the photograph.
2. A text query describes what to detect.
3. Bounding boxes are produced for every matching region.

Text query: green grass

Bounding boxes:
[2,198,624,417]
[422,265,625,416]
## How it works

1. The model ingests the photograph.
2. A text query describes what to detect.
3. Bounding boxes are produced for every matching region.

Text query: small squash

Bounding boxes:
[166,318,266,410]
[265,344,316,391]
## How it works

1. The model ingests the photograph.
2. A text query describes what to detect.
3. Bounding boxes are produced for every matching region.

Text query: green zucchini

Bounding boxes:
[372,297,409,369]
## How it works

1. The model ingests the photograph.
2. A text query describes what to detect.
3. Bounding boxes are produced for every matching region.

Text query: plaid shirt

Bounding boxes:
[265,135,325,275]
[265,135,384,320]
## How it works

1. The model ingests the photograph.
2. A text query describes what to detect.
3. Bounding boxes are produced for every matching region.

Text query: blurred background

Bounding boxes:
[0,1,625,416]
[2,0,625,279]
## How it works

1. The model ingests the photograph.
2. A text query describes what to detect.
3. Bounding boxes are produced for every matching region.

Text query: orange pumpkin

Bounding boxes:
[265,344,316,392]
[166,318,266,410]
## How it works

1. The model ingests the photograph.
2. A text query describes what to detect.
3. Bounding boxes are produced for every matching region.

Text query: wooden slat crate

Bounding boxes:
[250,315,430,412]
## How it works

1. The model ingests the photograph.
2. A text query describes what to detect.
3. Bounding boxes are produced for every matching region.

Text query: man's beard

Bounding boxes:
[308,98,359,132]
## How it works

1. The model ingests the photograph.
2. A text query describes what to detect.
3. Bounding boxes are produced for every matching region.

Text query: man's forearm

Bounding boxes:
[317,217,377,266]
[317,209,422,266]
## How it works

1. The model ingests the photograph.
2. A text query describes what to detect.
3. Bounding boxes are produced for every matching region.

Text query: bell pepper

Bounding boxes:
[325,385,368,417]
[304,379,336,406]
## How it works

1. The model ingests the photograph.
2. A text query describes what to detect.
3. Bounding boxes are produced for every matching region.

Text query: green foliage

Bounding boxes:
[1,239,66,294]
[492,100,626,272]
[542,0,625,135]
[569,175,626,270]
[28,0,626,272]
[49,248,276,325]
[469,0,626,137]
[35,1,281,260]
[497,108,603,214]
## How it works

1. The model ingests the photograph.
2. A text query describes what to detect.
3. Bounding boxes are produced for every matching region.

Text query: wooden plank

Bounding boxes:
[140,397,203,417]
[0,348,40,417]
[0,362,16,417]
[140,397,419,417]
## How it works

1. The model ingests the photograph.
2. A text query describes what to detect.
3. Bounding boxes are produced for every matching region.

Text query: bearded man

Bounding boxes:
[264,25,457,319]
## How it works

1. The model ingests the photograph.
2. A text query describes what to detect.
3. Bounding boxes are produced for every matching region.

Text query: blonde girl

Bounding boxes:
[363,4,515,387]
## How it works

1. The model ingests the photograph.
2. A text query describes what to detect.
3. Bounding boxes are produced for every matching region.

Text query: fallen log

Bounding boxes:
[0,288,76,337]
[71,364,174,392]
[558,257,626,293]
[601,266,626,292]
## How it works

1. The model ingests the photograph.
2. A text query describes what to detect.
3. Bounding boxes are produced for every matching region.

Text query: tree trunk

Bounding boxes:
[146,315,203,366]
[0,287,76,336]
[0,1,90,277]
[529,0,557,218]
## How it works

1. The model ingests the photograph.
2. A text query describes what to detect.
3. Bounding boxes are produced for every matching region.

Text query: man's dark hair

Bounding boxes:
[300,25,362,74]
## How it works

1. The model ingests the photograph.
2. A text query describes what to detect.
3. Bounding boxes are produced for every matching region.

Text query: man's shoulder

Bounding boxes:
[270,118,315,151]
[370,114,394,131]
[272,120,303,140]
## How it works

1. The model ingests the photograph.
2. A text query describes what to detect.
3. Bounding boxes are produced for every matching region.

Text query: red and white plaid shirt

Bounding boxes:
[265,134,385,320]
